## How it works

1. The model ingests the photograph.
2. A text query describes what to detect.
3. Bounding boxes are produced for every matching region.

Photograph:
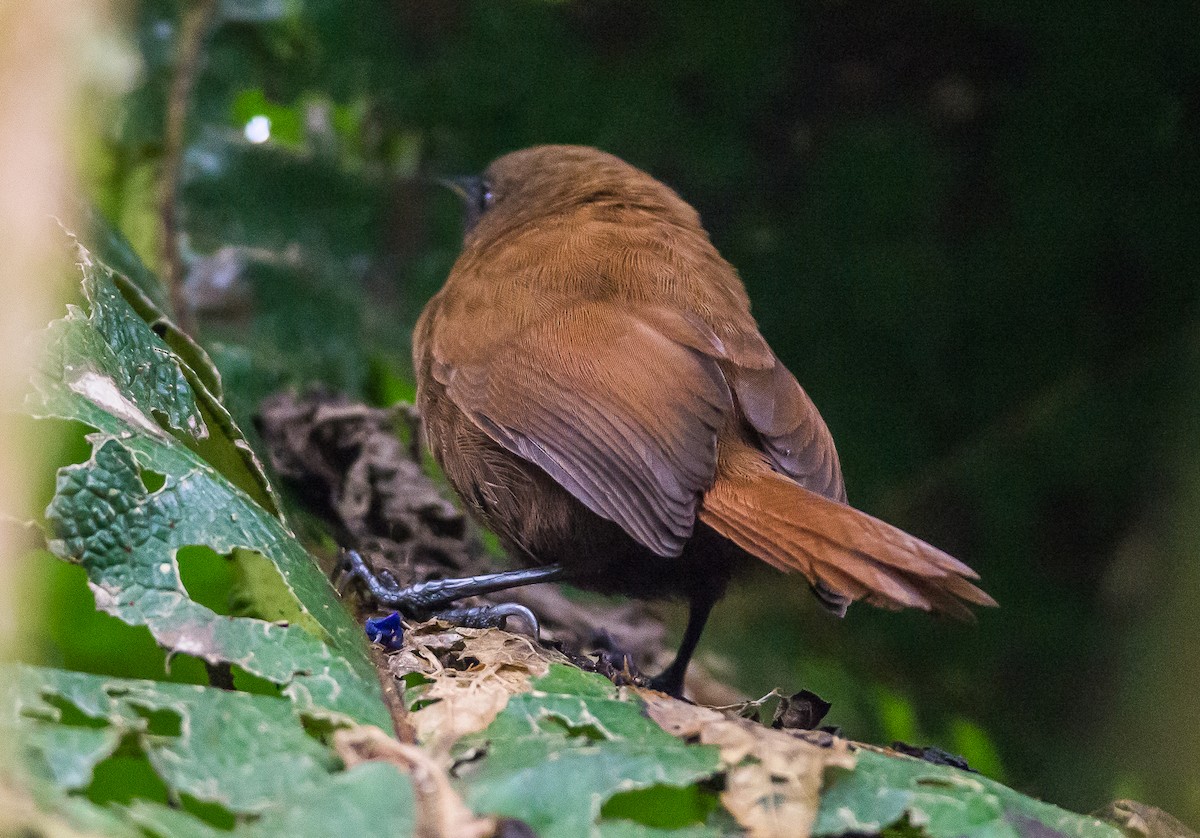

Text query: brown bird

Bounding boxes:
[340,145,995,696]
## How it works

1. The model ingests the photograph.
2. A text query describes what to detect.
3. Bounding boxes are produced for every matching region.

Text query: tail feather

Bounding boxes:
[700,451,996,618]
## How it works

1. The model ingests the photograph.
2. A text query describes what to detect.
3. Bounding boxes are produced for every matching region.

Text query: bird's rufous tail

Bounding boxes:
[699,446,996,619]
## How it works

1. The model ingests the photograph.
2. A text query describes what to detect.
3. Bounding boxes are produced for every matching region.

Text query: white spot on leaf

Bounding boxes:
[69,371,164,437]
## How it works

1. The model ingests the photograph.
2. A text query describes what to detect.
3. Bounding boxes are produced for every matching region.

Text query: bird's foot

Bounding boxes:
[334,550,554,645]
[332,549,410,607]
[431,603,540,637]
[646,663,688,698]
[332,548,502,615]
[363,603,541,652]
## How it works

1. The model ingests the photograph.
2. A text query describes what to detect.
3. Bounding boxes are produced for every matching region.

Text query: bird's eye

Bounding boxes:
[479,183,495,214]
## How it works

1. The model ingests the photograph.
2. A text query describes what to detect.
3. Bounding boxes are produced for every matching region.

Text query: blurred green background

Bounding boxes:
[28,0,1200,826]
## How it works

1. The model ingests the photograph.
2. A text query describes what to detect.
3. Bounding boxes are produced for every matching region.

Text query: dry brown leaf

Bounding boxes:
[637,688,855,838]
[334,725,495,838]
[1096,800,1200,838]
[390,621,572,757]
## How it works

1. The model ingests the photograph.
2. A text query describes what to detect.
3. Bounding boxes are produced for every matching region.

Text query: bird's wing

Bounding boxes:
[730,356,847,502]
[431,300,733,557]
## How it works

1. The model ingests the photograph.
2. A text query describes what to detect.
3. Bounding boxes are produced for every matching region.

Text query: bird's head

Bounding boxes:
[444,145,701,247]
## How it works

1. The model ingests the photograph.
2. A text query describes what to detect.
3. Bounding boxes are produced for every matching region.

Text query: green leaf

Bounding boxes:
[30,245,389,728]
[72,219,284,518]
[814,750,1125,838]
[31,246,205,439]
[3,664,415,836]
[122,763,417,837]
[455,666,723,838]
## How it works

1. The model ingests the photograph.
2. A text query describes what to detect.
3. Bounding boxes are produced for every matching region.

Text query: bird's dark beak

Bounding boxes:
[437,175,487,233]
[437,175,484,205]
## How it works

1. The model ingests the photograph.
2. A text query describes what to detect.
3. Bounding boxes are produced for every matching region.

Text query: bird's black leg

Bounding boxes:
[648,590,717,697]
[333,549,568,618]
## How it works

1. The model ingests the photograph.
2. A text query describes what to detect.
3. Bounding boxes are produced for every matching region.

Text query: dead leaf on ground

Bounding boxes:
[1096,800,1200,838]
[637,687,856,838]
[335,725,497,838]
[387,620,572,758]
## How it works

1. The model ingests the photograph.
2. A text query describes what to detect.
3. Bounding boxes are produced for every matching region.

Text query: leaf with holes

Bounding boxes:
[2,663,415,836]
[28,241,389,729]
[814,749,1124,838]
[454,665,726,838]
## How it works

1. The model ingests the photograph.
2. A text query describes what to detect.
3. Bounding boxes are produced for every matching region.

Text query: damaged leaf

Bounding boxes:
[640,687,854,838]
[814,748,1124,838]
[395,621,573,755]
[70,222,283,518]
[454,665,723,838]
[2,664,416,837]
[30,244,389,729]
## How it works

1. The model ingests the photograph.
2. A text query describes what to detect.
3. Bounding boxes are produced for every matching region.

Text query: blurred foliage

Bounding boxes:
[46,0,1200,828]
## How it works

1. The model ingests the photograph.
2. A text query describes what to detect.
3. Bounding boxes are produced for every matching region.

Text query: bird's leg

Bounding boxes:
[333,549,567,617]
[647,590,717,697]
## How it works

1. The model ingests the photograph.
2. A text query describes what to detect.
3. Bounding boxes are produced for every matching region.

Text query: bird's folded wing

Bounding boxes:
[731,356,847,502]
[431,301,733,557]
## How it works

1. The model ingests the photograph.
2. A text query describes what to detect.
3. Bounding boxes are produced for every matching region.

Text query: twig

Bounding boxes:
[158,0,218,336]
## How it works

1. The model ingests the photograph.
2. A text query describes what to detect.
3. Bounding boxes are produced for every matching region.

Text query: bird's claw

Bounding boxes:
[331,549,408,605]
[432,603,541,638]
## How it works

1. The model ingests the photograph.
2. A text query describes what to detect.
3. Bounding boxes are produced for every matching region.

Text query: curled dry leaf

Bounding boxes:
[334,725,495,838]
[256,390,473,587]
[637,687,855,838]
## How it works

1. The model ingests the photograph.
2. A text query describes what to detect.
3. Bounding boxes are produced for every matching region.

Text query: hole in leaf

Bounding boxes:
[401,672,433,690]
[85,739,240,831]
[541,714,608,742]
[85,745,171,807]
[138,468,166,493]
[25,416,93,511]
[131,704,183,737]
[35,559,209,685]
[225,547,318,630]
[176,544,236,616]
[180,793,238,830]
[300,715,344,751]
[879,814,926,838]
[231,665,284,697]
[26,693,109,728]
[600,783,721,829]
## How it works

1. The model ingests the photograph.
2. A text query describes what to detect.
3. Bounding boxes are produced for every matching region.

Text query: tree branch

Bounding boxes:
[158,0,218,335]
